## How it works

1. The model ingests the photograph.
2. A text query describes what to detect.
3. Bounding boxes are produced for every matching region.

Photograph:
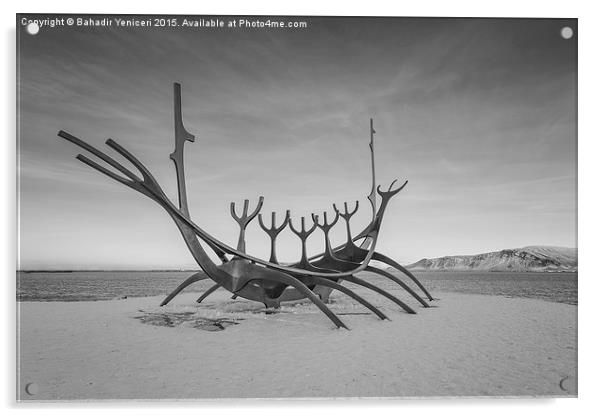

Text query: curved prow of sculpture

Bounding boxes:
[373,180,406,228]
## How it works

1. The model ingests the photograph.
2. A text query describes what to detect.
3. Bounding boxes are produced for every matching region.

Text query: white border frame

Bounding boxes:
[5,1,600,415]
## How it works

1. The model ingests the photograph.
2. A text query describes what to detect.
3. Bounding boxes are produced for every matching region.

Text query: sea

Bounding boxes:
[16,270,577,305]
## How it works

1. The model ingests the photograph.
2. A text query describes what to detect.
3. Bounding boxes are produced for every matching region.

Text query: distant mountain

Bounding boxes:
[405,246,577,272]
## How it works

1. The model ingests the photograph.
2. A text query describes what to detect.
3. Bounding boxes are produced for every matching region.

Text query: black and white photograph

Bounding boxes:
[16,13,577,401]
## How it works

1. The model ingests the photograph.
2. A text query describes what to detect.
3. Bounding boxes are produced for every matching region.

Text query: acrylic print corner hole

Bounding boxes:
[561,26,574,39]
[25,22,39,35]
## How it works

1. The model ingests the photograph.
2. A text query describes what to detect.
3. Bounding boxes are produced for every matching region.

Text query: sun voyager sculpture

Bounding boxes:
[59,83,434,329]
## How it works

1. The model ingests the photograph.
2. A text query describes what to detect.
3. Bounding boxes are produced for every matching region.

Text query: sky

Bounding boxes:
[17,16,577,269]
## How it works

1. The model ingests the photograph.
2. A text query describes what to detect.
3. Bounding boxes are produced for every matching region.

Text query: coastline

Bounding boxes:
[17,289,577,400]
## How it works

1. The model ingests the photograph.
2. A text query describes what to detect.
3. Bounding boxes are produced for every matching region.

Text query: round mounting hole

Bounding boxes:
[560,26,573,39]
[25,382,39,395]
[26,22,40,35]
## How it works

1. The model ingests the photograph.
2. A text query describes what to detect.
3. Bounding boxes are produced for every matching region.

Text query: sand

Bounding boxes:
[16,286,577,401]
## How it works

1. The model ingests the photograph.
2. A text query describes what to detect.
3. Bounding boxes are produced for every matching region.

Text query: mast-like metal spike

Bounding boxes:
[367,118,377,221]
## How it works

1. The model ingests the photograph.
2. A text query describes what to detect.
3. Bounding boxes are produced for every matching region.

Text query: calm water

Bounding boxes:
[17,270,577,305]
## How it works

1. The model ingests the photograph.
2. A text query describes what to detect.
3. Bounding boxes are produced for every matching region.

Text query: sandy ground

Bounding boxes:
[16,286,577,401]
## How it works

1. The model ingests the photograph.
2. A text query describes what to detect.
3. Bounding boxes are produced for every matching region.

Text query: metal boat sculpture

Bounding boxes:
[58,83,433,329]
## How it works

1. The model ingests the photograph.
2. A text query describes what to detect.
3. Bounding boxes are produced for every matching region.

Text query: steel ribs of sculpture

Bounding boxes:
[58,83,434,329]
